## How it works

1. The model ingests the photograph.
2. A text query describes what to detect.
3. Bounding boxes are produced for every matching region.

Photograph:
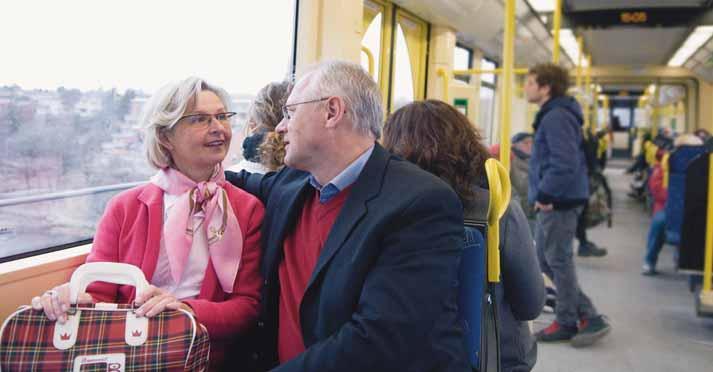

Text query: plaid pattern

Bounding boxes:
[1,305,210,371]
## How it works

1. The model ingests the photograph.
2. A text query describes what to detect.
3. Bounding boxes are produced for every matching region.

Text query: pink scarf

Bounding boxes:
[150,165,243,293]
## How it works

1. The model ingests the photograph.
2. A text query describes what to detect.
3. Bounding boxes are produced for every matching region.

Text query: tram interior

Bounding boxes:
[1,0,713,371]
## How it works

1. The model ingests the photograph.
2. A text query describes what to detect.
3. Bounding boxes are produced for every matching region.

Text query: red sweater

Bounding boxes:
[648,165,667,215]
[277,186,351,363]
[85,183,264,370]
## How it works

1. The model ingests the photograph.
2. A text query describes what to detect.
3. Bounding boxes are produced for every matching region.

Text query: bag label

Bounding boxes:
[73,353,125,372]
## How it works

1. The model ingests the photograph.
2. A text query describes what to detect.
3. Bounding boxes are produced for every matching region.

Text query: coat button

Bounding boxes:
[264,279,269,286]
[252,352,259,360]
[258,321,265,328]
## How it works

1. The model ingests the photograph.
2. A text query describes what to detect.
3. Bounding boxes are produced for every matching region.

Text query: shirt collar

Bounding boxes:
[309,145,375,203]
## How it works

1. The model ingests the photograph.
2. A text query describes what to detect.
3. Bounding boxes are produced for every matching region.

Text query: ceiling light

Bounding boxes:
[668,25,713,67]
[559,28,581,65]
[528,0,555,12]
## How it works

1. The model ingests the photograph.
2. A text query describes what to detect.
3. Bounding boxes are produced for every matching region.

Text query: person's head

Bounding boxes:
[247,80,293,133]
[511,132,534,155]
[673,133,703,147]
[525,63,569,106]
[382,100,491,208]
[244,80,293,170]
[143,77,234,181]
[276,60,382,177]
[694,128,711,142]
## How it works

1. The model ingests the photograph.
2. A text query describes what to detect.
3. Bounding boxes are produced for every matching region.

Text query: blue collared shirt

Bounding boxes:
[309,145,375,203]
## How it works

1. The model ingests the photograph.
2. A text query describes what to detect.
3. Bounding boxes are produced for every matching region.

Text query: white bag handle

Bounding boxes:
[69,262,149,304]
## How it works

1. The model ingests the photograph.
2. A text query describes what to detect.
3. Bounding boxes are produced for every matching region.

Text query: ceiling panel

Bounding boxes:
[583,27,688,65]
[565,0,708,11]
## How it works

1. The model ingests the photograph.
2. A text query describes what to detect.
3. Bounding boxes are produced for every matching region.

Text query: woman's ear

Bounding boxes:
[158,129,174,151]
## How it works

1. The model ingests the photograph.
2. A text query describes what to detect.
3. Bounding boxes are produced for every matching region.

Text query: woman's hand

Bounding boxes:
[134,285,193,317]
[31,283,93,324]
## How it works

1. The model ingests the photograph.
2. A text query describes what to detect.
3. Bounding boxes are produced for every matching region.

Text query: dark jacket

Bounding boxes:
[465,187,544,372]
[225,144,470,372]
[528,96,589,209]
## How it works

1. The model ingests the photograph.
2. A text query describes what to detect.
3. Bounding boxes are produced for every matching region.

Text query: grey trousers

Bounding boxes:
[535,207,598,327]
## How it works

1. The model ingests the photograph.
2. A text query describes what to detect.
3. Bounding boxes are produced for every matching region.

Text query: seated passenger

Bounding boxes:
[643,134,703,275]
[382,100,545,372]
[226,61,469,372]
[229,80,293,174]
[31,77,264,370]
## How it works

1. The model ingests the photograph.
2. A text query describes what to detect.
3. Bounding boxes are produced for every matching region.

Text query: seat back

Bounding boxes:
[458,224,486,369]
[665,145,706,245]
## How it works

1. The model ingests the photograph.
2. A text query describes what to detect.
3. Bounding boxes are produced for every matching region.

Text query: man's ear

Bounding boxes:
[324,96,346,129]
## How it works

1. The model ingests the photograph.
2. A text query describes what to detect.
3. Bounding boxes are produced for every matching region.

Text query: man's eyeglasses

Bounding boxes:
[281,97,329,120]
[178,112,237,126]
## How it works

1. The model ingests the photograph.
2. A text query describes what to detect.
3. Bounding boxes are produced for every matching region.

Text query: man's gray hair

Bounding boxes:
[141,77,232,169]
[307,60,383,139]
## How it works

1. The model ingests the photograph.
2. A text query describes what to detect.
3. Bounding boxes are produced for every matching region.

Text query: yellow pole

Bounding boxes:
[583,55,592,131]
[452,68,529,76]
[652,84,660,137]
[437,68,449,103]
[361,46,375,77]
[498,0,515,172]
[552,0,562,64]
[576,36,583,94]
[703,152,713,294]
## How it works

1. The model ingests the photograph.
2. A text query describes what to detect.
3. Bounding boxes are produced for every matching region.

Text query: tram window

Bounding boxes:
[392,23,416,110]
[454,45,472,83]
[362,13,383,83]
[481,58,497,85]
[0,0,296,261]
[479,86,496,141]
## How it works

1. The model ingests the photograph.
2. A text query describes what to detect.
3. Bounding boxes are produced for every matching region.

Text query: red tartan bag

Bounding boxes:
[0,262,210,371]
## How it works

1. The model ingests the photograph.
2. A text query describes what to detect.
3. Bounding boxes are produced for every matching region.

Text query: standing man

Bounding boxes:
[524,63,611,347]
[226,60,469,372]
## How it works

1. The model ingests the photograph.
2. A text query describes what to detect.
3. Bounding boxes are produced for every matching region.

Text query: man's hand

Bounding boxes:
[535,201,553,212]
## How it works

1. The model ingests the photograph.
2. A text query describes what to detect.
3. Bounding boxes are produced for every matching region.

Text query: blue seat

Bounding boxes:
[665,145,706,245]
[458,225,486,369]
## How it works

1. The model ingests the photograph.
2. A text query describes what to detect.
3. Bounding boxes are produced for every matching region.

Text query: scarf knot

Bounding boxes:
[150,165,243,293]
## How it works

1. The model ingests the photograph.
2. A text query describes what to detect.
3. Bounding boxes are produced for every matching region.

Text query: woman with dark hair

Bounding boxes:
[382,100,545,372]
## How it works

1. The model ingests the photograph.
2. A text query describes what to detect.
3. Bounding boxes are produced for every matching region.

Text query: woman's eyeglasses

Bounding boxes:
[178,112,237,126]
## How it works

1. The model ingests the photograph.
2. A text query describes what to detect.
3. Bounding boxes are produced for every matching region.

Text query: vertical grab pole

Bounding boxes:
[552,0,562,64]
[576,36,583,95]
[499,0,516,171]
[583,55,592,131]
[703,153,713,294]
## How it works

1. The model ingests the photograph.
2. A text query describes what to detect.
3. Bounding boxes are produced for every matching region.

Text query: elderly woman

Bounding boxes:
[31,77,264,370]
[382,100,545,372]
[229,80,292,173]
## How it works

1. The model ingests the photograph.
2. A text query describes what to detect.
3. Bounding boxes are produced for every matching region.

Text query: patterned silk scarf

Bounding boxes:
[150,165,243,293]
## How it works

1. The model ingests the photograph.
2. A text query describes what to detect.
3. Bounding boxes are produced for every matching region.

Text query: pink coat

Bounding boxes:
[86,182,264,369]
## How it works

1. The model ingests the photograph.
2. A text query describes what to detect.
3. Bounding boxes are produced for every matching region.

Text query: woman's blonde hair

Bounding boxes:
[142,77,232,169]
[246,80,292,171]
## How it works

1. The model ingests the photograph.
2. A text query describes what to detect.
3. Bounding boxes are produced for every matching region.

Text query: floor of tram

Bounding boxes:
[532,159,713,372]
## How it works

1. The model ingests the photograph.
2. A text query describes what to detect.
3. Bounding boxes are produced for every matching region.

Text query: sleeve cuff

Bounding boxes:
[536,191,555,205]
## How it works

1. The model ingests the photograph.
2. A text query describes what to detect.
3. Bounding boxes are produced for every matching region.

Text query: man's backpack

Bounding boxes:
[585,171,613,228]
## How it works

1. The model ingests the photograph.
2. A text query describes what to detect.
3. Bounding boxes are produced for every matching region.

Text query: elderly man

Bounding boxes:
[226,60,469,372]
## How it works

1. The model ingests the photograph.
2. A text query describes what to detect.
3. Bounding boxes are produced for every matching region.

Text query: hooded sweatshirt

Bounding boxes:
[528,96,589,209]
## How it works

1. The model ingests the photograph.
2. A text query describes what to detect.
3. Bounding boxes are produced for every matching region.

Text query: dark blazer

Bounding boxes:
[226,144,469,372]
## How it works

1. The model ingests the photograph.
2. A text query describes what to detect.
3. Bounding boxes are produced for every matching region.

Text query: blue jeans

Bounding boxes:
[644,211,667,268]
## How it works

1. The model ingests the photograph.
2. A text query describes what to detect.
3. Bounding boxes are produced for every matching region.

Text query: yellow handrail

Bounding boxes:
[452,68,529,76]
[485,158,511,283]
[499,0,516,172]
[662,152,670,189]
[437,67,449,103]
[552,0,562,64]
[361,46,375,77]
[703,152,713,295]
